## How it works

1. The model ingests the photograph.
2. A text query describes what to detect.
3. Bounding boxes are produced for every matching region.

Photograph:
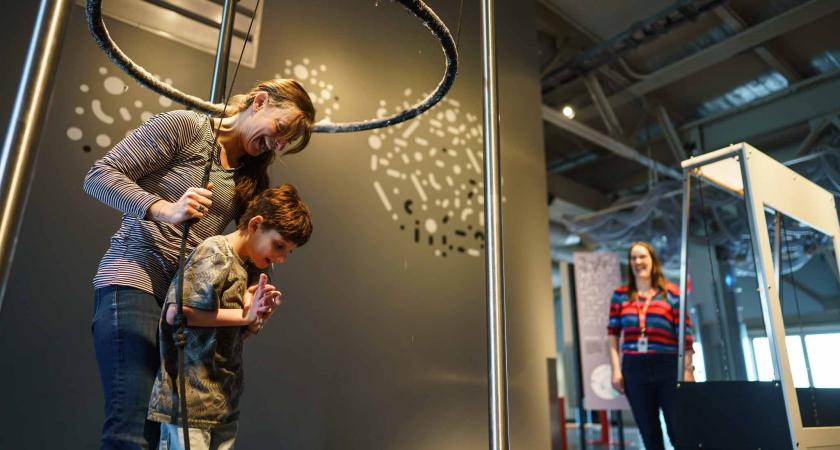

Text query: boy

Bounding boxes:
[147,183,312,450]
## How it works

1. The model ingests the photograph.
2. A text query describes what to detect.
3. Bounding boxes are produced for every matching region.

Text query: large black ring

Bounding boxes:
[86,0,458,133]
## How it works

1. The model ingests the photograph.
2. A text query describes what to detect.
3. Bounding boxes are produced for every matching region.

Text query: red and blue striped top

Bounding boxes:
[607,283,694,355]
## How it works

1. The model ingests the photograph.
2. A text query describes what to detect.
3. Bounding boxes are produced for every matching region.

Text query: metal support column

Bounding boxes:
[481,0,509,448]
[0,0,72,309]
[210,0,237,104]
[677,173,691,381]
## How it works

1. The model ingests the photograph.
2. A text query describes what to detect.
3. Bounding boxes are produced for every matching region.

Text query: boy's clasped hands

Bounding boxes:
[244,273,282,335]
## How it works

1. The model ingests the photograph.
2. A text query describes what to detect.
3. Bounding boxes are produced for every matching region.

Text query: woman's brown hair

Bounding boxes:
[227,79,316,216]
[626,241,669,300]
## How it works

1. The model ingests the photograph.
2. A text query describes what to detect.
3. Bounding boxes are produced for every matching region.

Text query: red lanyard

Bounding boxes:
[636,290,656,334]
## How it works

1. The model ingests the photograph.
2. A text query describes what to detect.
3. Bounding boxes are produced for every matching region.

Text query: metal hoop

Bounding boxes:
[85,0,458,133]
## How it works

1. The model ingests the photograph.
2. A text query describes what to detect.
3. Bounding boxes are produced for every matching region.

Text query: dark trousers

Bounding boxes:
[92,286,163,450]
[622,353,679,450]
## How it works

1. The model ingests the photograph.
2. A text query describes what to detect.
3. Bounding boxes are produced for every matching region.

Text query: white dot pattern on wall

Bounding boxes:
[66,66,178,153]
[367,91,504,258]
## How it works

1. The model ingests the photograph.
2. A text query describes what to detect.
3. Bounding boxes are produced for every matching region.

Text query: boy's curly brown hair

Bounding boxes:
[237,183,312,247]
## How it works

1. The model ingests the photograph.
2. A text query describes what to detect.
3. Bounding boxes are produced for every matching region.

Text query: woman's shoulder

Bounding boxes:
[663,282,680,297]
[145,110,206,133]
[612,285,630,296]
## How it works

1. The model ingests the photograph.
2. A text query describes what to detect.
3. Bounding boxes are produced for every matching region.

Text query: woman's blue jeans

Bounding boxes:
[622,353,679,450]
[92,286,163,450]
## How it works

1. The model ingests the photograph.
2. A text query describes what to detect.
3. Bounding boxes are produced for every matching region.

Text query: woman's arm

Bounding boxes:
[83,111,202,220]
[609,335,624,393]
[683,349,695,382]
[145,184,214,223]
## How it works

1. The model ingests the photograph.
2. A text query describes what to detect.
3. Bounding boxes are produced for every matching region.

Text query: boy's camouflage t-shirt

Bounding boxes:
[148,235,249,428]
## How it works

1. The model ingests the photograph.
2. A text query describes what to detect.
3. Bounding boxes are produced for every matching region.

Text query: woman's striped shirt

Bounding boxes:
[84,110,240,300]
[607,283,694,354]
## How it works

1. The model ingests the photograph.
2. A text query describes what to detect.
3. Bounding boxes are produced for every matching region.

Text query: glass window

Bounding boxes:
[751,336,810,387]
[693,342,707,382]
[804,333,840,388]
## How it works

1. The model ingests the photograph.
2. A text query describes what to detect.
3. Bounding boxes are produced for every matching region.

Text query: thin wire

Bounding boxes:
[696,175,731,380]
[207,0,262,165]
[780,216,819,424]
[455,0,465,51]
[173,2,261,447]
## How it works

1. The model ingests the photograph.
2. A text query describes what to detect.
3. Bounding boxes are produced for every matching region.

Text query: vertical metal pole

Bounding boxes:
[568,268,586,450]
[0,0,72,309]
[480,0,508,448]
[616,410,625,450]
[175,2,237,448]
[774,212,781,289]
[210,0,237,103]
[677,174,691,382]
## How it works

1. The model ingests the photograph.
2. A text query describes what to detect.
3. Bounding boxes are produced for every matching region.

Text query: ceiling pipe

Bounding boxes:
[541,0,727,94]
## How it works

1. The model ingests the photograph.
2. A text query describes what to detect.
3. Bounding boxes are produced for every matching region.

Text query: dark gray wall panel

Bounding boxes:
[0,2,553,448]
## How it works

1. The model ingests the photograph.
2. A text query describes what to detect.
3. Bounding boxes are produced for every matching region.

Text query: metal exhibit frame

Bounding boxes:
[677,142,840,449]
[0,0,72,309]
[480,0,509,448]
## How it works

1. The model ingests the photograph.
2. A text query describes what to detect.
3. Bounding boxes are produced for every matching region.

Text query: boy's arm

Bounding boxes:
[164,245,259,328]
[165,303,254,327]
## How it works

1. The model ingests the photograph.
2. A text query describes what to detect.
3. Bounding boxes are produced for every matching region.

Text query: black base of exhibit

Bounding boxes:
[673,381,791,450]
[797,388,840,428]
[674,382,840,449]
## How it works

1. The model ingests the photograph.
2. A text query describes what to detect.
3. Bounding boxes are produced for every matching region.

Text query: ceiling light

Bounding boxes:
[562,105,575,119]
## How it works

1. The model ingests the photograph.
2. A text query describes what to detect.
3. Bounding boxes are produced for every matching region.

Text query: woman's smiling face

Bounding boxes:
[629,244,653,281]
[240,93,303,158]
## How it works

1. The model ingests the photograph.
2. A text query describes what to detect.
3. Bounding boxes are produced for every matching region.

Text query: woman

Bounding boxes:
[607,241,694,450]
[84,79,315,450]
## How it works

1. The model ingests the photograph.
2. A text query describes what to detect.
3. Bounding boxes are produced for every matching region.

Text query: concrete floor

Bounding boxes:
[562,423,675,450]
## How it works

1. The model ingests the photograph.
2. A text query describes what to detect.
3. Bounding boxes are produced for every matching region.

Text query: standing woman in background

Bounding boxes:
[607,241,695,450]
[84,79,315,450]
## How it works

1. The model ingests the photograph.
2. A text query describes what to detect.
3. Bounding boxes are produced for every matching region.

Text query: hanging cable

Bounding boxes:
[696,173,731,380]
[172,2,261,448]
[455,0,465,51]
[780,215,820,425]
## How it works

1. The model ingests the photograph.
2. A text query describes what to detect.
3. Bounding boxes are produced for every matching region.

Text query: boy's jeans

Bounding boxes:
[159,422,238,450]
[92,286,163,450]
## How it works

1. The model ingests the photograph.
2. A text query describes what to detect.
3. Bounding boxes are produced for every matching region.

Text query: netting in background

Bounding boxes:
[558,146,840,277]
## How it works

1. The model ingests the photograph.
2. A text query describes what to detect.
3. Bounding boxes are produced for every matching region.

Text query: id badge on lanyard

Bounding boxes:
[637,336,649,353]
[637,293,653,353]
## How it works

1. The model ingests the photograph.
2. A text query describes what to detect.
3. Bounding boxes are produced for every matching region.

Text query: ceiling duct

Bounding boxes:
[77,0,262,68]
[541,0,726,94]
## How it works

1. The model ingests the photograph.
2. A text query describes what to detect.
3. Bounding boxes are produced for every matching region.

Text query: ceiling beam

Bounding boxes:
[543,105,682,180]
[713,5,802,82]
[681,71,840,151]
[536,0,633,90]
[583,73,624,136]
[574,0,840,122]
[795,116,833,156]
[546,174,610,212]
[654,104,688,162]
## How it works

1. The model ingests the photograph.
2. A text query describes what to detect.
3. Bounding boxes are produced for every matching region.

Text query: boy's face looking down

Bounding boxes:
[244,216,298,269]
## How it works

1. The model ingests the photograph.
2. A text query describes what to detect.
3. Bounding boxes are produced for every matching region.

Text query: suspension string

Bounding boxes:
[173,2,261,446]
[205,0,262,180]
[780,216,819,424]
[696,175,731,380]
[455,0,465,51]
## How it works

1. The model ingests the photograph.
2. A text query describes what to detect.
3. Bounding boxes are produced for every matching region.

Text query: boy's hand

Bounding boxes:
[246,318,264,335]
[244,274,268,324]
